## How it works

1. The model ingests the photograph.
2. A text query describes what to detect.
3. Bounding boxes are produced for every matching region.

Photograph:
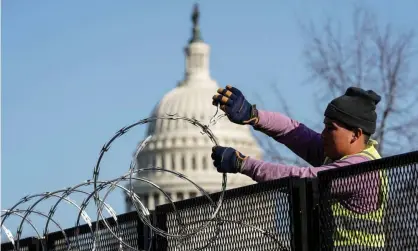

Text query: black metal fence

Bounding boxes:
[1,210,149,251]
[152,177,293,251]
[2,150,418,251]
[315,151,418,251]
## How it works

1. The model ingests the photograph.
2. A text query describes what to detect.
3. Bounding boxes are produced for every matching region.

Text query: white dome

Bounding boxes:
[126,7,263,211]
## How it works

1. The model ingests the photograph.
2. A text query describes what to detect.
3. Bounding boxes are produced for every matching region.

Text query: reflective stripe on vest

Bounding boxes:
[324,140,388,248]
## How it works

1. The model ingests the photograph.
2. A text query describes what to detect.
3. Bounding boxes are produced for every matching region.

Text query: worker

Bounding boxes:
[211,85,387,250]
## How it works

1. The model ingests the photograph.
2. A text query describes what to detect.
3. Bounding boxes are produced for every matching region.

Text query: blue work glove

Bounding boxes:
[212,85,259,125]
[211,146,248,173]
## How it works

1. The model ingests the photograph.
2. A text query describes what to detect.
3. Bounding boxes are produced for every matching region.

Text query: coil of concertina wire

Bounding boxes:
[1,112,288,251]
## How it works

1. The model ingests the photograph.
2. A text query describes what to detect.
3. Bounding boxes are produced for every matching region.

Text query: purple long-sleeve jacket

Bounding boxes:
[241,110,382,213]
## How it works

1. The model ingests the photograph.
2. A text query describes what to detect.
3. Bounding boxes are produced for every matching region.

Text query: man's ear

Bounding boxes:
[351,128,363,143]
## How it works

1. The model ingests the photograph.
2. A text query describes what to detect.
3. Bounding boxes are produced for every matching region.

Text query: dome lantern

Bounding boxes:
[179,3,214,87]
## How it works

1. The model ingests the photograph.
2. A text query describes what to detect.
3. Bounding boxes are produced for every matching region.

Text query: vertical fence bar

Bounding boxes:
[290,178,310,251]
[306,178,321,251]
[29,237,43,251]
[152,209,168,251]
[46,234,56,251]
[307,176,334,251]
[290,178,323,251]
[137,213,145,249]
[145,218,155,251]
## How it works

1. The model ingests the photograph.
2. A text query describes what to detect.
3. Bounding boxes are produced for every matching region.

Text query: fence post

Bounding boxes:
[46,234,56,251]
[136,212,146,250]
[141,210,155,251]
[29,237,43,251]
[306,178,321,251]
[152,209,168,251]
[290,178,322,251]
[310,177,335,251]
[290,178,310,251]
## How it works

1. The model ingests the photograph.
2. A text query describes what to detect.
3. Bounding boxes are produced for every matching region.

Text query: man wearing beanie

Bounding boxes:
[211,85,386,250]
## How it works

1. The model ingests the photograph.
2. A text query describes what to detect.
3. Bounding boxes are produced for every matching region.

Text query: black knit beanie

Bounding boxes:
[324,87,381,135]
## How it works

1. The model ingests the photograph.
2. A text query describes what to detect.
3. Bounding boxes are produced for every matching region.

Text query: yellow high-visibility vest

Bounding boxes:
[324,140,388,249]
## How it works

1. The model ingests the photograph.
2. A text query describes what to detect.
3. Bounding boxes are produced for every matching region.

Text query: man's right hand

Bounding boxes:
[212,85,259,125]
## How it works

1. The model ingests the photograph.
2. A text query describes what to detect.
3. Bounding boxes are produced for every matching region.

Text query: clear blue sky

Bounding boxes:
[2,0,417,238]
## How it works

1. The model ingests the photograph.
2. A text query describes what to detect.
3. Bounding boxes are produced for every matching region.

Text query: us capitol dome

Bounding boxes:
[125,5,263,211]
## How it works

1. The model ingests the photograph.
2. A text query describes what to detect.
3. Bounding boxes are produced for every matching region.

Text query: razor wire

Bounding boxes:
[1,111,289,251]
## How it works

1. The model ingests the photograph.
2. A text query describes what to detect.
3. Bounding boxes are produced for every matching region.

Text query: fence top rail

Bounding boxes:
[316,150,418,180]
[1,236,38,249]
[155,176,293,213]
[0,209,145,247]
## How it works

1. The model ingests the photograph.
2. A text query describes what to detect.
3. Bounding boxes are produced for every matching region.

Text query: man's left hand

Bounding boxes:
[211,146,248,173]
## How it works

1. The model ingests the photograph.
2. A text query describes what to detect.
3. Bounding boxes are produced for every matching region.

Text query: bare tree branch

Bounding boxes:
[301,6,418,156]
[252,6,417,169]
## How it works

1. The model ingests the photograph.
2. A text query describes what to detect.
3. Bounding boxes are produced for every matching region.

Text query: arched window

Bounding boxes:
[202,156,207,169]
[171,154,175,171]
[176,192,184,201]
[181,155,186,170]
[191,155,196,170]
[165,193,172,203]
[152,155,156,168]
[161,154,165,169]
[143,194,149,208]
[153,193,159,205]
